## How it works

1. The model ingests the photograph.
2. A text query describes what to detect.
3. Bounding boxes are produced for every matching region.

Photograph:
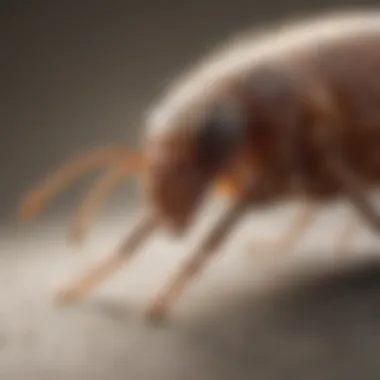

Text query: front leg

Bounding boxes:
[146,180,266,322]
[56,212,156,304]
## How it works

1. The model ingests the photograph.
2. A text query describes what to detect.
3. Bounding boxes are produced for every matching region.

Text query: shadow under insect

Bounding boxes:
[183,254,380,380]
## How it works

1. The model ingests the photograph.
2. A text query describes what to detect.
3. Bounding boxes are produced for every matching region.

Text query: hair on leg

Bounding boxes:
[55,212,157,305]
[18,145,144,220]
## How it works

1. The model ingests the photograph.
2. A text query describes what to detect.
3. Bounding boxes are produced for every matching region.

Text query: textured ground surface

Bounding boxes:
[2,201,380,380]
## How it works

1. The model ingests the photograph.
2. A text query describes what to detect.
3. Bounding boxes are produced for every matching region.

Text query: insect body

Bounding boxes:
[18,10,380,321]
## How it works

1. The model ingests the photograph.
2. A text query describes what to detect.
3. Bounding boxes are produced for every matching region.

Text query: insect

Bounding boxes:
[17,9,380,322]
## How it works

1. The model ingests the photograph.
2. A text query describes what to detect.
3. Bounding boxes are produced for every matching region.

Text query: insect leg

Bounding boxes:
[18,145,144,220]
[55,212,157,304]
[145,181,260,322]
[332,146,380,253]
[324,154,380,233]
[248,201,318,256]
[214,177,318,257]
[306,81,380,234]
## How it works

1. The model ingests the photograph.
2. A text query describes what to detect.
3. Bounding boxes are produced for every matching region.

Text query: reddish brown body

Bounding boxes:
[142,13,380,235]
[18,10,380,321]
[281,33,380,197]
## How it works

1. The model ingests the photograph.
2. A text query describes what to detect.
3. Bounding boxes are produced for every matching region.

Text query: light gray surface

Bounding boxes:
[2,202,380,380]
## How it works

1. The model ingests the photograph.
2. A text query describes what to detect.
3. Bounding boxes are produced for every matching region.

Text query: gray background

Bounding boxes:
[3,0,378,222]
[2,1,380,380]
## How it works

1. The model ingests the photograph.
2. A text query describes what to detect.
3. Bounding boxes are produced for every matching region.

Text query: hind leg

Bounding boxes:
[246,202,318,257]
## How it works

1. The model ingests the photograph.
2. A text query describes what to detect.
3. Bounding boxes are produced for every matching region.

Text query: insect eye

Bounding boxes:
[197,97,245,168]
[212,97,244,130]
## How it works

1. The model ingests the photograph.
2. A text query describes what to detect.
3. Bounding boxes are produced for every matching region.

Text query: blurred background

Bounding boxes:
[2,1,380,379]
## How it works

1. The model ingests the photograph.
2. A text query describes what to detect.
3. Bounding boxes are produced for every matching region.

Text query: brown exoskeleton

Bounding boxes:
[17,10,380,321]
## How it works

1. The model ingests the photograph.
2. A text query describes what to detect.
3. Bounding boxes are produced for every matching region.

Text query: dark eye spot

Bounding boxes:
[211,97,244,131]
[196,97,245,170]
